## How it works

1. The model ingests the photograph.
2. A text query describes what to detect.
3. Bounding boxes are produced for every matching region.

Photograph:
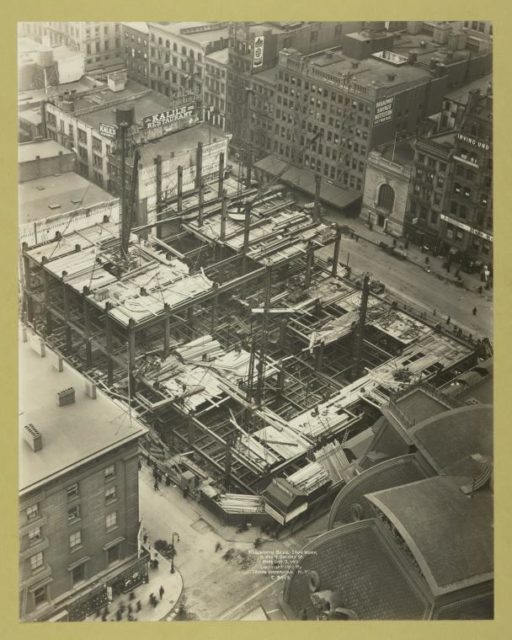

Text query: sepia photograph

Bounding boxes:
[17,19,493,623]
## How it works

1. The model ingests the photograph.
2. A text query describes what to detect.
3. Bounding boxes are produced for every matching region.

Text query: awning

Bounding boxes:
[254,154,361,210]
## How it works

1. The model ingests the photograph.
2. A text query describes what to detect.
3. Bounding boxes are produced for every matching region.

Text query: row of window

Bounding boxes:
[149,35,203,63]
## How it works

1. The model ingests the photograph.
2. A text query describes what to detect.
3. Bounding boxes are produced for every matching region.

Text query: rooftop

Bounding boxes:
[137,123,229,165]
[305,47,431,91]
[252,65,278,84]
[444,74,492,104]
[19,328,147,495]
[372,140,415,167]
[19,172,116,224]
[71,81,166,130]
[328,453,434,528]
[206,48,229,65]
[409,404,492,475]
[284,518,430,619]
[18,140,73,164]
[151,22,229,45]
[121,22,149,35]
[367,475,493,594]
[18,76,100,110]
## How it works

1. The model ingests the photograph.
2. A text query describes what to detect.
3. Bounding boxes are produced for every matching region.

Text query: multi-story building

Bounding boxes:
[19,22,124,73]
[226,21,363,155]
[439,88,493,266]
[360,141,414,236]
[146,22,229,98]
[121,23,149,86]
[406,132,454,249]
[19,328,147,621]
[204,48,229,130]
[268,23,491,202]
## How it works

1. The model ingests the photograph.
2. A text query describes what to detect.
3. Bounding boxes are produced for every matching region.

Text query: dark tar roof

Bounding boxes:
[328,453,434,528]
[284,518,430,619]
[367,475,493,595]
[254,154,361,209]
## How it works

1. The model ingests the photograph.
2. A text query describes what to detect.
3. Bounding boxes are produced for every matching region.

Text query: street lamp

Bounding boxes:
[170,532,180,574]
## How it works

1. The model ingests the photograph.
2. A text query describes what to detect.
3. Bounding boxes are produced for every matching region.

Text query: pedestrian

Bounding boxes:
[433,309,437,317]
[153,480,159,491]
[472,307,477,316]
[143,533,148,545]
[478,285,483,294]
[159,585,165,600]
[136,600,142,612]
[446,316,451,325]
[215,542,222,553]
[128,603,133,615]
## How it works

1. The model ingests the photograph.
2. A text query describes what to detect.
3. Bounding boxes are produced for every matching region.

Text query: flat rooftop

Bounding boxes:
[18,140,73,164]
[75,81,167,130]
[206,48,229,65]
[19,329,147,495]
[121,22,149,34]
[19,172,116,224]
[444,74,492,104]
[307,48,431,90]
[18,77,100,109]
[137,123,229,165]
[151,22,229,44]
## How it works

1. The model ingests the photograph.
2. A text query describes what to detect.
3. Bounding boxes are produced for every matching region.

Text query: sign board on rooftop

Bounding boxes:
[99,123,118,139]
[142,105,195,130]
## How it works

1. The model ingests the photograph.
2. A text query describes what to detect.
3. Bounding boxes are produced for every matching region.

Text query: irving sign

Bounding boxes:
[143,105,195,130]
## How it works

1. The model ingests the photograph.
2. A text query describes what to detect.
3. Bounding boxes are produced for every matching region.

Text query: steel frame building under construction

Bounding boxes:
[20,156,483,530]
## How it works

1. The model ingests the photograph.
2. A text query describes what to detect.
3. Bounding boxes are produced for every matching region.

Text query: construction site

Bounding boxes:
[20,108,487,532]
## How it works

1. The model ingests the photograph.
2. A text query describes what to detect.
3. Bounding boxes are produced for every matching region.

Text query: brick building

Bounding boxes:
[146,22,229,98]
[439,88,493,266]
[121,23,149,86]
[204,48,229,130]
[270,23,491,202]
[18,140,76,183]
[406,132,454,249]
[226,22,363,157]
[19,22,124,73]
[19,328,147,621]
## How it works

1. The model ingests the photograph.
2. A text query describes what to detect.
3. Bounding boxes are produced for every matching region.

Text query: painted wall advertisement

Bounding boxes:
[143,105,195,130]
[253,35,265,69]
[374,97,394,125]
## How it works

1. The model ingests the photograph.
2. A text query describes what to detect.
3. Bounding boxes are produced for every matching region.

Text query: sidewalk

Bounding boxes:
[85,548,183,623]
[325,212,492,300]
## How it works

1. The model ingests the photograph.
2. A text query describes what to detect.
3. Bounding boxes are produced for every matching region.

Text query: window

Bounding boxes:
[105,465,116,480]
[107,544,120,564]
[66,483,79,500]
[28,527,42,545]
[106,512,117,530]
[69,530,82,549]
[377,184,395,212]
[33,585,47,607]
[105,486,117,503]
[30,552,43,572]
[26,504,39,521]
[68,505,80,522]
[72,563,85,585]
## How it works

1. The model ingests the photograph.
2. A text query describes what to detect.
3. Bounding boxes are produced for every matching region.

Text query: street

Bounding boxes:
[139,464,282,620]
[317,232,493,339]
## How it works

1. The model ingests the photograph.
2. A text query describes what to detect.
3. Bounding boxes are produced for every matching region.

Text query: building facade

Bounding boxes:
[204,49,229,130]
[225,22,363,155]
[20,22,124,73]
[121,23,149,86]
[360,142,414,236]
[406,133,454,249]
[146,22,229,99]
[439,88,493,266]
[19,329,148,621]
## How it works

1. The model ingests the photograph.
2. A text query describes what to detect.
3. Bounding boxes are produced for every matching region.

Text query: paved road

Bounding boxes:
[139,465,276,620]
[317,234,493,340]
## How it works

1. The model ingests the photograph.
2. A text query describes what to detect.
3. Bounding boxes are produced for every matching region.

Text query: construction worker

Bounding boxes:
[473,307,477,316]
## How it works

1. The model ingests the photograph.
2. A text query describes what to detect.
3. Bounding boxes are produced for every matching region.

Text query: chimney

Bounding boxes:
[57,387,75,406]
[24,424,43,452]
